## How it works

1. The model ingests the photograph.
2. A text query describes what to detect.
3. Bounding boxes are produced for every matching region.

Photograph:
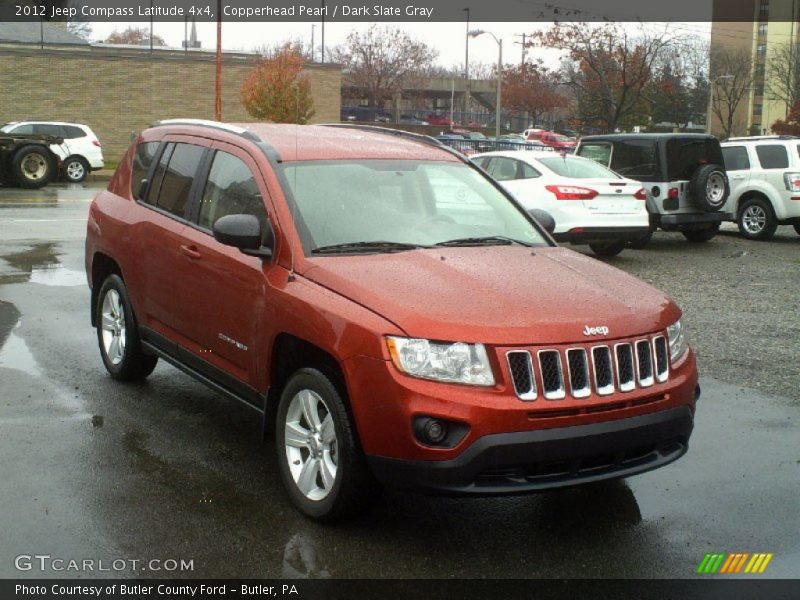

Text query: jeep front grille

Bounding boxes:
[507,335,670,402]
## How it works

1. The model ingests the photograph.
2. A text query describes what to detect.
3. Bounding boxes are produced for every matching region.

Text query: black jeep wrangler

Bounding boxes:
[576,134,733,246]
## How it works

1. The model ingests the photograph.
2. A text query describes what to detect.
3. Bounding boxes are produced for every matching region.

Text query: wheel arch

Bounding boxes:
[90,252,122,327]
[736,189,777,220]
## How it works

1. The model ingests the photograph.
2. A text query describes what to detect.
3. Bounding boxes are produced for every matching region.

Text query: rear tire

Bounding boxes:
[276,368,380,522]
[11,145,56,189]
[738,197,777,241]
[589,241,626,257]
[682,224,720,243]
[63,156,89,183]
[96,275,158,381]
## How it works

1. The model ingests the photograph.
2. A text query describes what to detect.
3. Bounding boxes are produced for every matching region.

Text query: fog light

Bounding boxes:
[424,419,447,444]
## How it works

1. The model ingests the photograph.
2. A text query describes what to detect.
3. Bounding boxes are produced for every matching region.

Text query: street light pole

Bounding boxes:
[469,29,503,139]
[311,24,316,62]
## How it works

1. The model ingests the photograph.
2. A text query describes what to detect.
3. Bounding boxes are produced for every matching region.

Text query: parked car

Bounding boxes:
[523,129,578,151]
[0,121,104,183]
[399,114,428,125]
[427,114,453,127]
[473,150,650,256]
[721,135,800,240]
[86,120,699,521]
[576,134,732,246]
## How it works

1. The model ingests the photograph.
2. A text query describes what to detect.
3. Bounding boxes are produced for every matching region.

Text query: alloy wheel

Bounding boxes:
[100,289,126,365]
[742,205,767,234]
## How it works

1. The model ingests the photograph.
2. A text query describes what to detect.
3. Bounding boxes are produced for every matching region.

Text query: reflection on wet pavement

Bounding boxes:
[0,243,84,287]
[282,533,331,578]
[29,265,85,287]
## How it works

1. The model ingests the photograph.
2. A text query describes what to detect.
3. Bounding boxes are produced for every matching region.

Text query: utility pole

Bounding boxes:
[463,7,470,125]
[514,33,527,65]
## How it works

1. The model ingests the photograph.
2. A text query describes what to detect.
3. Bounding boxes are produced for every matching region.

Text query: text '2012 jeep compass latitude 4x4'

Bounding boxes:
[86,120,699,521]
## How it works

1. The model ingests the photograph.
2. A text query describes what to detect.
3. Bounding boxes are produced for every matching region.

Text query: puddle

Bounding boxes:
[1,243,60,273]
[29,265,85,287]
[0,329,42,377]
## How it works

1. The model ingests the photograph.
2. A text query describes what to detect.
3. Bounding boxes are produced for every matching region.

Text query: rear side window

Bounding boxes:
[722,146,750,170]
[10,124,34,135]
[755,145,789,169]
[485,157,519,181]
[150,144,205,218]
[145,143,174,206]
[198,151,267,234]
[520,162,541,179]
[33,124,64,137]
[577,143,612,166]
[609,140,659,180]
[665,139,724,180]
[63,125,86,139]
[131,141,160,198]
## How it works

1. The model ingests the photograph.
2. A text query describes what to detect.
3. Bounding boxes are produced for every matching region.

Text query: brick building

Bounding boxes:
[0,23,341,162]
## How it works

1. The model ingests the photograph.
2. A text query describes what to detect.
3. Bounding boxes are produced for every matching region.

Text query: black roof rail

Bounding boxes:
[317,123,468,161]
[149,119,261,143]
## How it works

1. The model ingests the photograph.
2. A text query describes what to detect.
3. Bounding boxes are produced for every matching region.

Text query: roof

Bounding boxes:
[232,123,460,162]
[0,22,88,45]
[580,133,716,142]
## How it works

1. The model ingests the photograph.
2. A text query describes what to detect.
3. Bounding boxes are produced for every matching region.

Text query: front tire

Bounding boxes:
[682,224,720,243]
[63,157,89,183]
[738,198,777,241]
[276,368,380,522]
[589,241,626,257]
[96,275,158,381]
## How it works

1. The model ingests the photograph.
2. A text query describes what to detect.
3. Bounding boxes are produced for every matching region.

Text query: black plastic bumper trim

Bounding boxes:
[367,406,694,495]
[553,227,651,244]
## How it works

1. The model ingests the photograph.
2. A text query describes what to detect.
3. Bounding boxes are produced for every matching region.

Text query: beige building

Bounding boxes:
[711,0,800,136]
[0,23,341,162]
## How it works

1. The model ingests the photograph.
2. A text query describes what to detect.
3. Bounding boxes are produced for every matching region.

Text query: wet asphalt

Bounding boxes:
[0,184,798,579]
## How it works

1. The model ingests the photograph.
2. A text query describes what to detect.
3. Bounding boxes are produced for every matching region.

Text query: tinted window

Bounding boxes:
[198,151,267,235]
[63,125,86,139]
[755,145,789,169]
[665,139,724,180]
[146,143,174,206]
[153,143,205,218]
[577,142,612,166]
[131,141,160,198]
[722,146,750,171]
[538,156,621,179]
[33,124,64,137]
[609,140,659,180]
[9,124,34,135]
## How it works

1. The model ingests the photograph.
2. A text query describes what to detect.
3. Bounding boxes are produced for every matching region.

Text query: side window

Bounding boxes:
[154,143,205,218]
[63,125,86,139]
[198,151,267,235]
[520,162,541,179]
[576,143,612,167]
[10,124,34,135]
[755,144,789,169]
[486,157,519,181]
[145,143,174,206]
[722,146,750,171]
[33,124,64,137]
[131,141,160,198]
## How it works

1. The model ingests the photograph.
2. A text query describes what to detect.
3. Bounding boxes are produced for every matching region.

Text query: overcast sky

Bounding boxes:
[89,21,712,71]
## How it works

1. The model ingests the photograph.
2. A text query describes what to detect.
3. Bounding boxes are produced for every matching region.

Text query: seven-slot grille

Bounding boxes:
[507,335,670,401]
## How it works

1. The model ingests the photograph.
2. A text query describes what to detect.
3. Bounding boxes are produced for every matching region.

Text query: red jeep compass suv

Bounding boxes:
[85,120,699,521]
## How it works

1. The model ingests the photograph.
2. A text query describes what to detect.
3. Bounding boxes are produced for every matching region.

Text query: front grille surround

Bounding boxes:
[506,333,672,402]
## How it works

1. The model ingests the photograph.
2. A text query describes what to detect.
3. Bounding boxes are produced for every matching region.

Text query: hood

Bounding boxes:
[301,246,679,346]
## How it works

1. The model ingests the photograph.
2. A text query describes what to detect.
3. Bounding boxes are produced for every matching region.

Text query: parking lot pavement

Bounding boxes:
[0,191,798,579]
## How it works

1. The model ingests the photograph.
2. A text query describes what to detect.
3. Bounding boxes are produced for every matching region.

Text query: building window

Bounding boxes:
[757,43,767,56]
[758,23,768,36]
[755,85,764,96]
[759,0,769,16]
[756,63,766,77]
[753,103,763,117]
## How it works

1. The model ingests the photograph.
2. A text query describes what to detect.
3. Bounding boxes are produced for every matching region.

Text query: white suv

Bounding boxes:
[0,121,104,183]
[721,136,800,240]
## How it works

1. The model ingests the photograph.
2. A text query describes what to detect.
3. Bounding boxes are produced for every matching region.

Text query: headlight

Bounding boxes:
[666,320,688,363]
[386,337,495,386]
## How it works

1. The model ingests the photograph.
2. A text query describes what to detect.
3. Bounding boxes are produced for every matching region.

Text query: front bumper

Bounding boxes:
[553,226,651,245]
[367,402,695,495]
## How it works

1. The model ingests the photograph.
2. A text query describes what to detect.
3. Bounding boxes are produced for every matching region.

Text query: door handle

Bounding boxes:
[180,244,202,260]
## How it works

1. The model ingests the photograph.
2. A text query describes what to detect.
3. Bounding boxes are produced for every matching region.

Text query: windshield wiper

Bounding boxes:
[311,241,431,255]
[435,236,533,247]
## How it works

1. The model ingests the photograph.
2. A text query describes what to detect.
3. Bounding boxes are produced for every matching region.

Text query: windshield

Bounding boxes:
[537,156,621,179]
[280,160,549,254]
[0,123,14,133]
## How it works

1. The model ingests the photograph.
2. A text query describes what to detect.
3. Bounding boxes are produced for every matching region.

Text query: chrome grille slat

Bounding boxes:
[566,348,591,398]
[635,339,655,387]
[538,350,565,400]
[506,350,537,400]
[653,336,669,382]
[591,346,615,395]
[614,343,636,392]
[506,333,670,403]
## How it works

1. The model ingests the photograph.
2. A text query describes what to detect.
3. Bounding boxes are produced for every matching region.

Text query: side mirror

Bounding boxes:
[528,208,556,234]
[213,214,273,259]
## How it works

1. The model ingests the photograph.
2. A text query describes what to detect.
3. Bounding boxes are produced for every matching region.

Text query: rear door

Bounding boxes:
[721,145,751,213]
